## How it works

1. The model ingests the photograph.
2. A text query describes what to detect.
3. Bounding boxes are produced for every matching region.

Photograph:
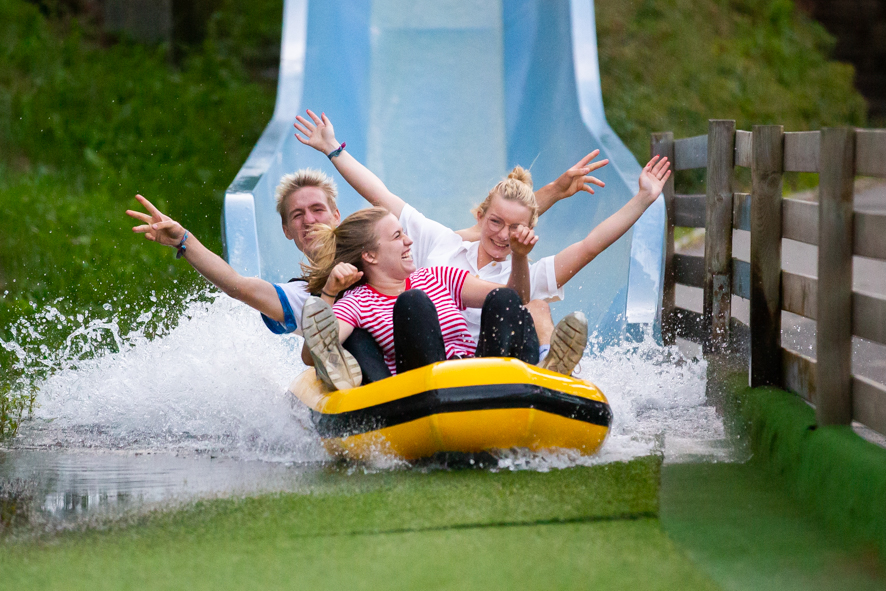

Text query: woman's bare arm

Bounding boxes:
[554,156,670,287]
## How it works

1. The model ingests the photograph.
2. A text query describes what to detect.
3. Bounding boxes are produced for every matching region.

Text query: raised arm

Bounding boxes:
[554,156,670,287]
[460,226,537,307]
[126,195,285,322]
[454,151,609,241]
[294,110,406,217]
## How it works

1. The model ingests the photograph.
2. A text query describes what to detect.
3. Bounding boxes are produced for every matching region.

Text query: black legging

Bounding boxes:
[342,328,391,385]
[345,287,539,381]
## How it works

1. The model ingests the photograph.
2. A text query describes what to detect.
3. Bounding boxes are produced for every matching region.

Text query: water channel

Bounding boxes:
[1,290,728,527]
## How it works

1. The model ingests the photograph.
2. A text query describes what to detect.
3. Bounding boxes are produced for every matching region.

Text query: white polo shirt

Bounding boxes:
[399,204,563,341]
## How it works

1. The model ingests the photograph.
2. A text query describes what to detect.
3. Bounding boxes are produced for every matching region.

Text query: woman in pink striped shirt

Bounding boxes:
[299,207,546,391]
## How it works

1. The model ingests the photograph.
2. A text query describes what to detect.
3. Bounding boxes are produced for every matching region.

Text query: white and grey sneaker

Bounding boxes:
[538,311,587,376]
[301,297,362,391]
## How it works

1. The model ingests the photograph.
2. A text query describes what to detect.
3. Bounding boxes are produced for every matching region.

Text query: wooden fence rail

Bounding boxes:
[656,121,886,435]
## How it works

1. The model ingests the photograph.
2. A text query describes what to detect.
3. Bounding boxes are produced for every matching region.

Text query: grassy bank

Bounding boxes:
[597,0,867,161]
[0,0,280,435]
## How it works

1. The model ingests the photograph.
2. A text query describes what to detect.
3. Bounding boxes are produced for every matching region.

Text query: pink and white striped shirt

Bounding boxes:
[332,267,476,375]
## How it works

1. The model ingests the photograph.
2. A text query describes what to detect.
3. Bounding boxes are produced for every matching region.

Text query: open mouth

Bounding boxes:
[491,239,510,249]
[401,250,413,261]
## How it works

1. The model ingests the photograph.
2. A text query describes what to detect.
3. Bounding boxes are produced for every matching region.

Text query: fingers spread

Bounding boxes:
[306,109,322,125]
[126,210,152,223]
[295,118,315,135]
[294,121,311,136]
[587,158,609,172]
[577,150,600,167]
[136,194,162,217]
[585,176,605,187]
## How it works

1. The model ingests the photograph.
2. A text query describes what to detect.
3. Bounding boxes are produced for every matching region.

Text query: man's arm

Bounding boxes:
[127,195,285,322]
[554,156,670,287]
[295,110,406,217]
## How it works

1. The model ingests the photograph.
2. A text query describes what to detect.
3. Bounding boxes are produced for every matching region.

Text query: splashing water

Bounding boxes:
[3,290,324,462]
[1,288,723,520]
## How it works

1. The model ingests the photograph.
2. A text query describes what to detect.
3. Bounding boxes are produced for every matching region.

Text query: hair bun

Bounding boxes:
[507,166,533,189]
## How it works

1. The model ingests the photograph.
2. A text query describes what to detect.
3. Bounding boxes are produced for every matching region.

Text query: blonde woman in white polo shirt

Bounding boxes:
[294,110,670,376]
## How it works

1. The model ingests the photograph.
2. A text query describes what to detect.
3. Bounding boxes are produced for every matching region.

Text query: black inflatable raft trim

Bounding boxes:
[311,383,613,438]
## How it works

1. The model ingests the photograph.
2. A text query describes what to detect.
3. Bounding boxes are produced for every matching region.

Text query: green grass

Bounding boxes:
[720,373,886,560]
[662,462,886,591]
[0,458,724,591]
[2,519,720,591]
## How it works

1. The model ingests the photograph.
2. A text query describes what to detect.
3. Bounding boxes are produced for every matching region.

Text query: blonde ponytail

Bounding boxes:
[471,166,539,227]
[304,207,390,294]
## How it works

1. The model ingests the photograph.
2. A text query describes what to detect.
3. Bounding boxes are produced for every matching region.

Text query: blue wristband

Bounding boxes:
[175,230,189,259]
[327,142,346,159]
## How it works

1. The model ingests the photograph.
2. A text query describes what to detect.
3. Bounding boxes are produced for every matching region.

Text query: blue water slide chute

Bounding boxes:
[222,0,666,344]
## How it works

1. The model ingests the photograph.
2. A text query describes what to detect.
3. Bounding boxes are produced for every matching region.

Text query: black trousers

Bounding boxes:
[342,328,391,385]
[345,288,538,382]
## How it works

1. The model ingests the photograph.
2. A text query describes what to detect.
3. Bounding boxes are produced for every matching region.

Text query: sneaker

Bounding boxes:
[538,311,587,376]
[301,297,362,391]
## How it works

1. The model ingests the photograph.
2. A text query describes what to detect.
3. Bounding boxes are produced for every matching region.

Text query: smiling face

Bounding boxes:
[362,214,415,282]
[281,186,341,256]
[476,194,534,262]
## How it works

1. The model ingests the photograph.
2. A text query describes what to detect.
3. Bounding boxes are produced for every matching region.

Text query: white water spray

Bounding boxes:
[4,289,721,468]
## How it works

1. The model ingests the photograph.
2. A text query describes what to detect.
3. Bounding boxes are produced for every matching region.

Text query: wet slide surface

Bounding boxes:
[223,0,665,342]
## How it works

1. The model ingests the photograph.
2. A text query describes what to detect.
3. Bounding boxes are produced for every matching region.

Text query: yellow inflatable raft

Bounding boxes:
[288,357,611,461]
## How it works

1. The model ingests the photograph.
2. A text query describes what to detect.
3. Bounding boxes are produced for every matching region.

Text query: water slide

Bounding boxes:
[222,0,666,344]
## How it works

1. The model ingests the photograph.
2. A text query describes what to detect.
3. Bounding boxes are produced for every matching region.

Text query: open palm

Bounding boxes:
[638,155,671,204]
[294,109,338,153]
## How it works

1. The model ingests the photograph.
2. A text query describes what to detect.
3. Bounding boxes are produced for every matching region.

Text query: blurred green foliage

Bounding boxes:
[597,0,867,163]
[0,0,281,436]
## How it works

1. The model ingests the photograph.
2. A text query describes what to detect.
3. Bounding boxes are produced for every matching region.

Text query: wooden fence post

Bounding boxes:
[816,127,855,425]
[703,120,735,354]
[750,125,784,387]
[652,132,677,345]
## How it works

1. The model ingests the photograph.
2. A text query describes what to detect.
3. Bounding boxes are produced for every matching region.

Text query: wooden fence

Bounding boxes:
[654,121,886,433]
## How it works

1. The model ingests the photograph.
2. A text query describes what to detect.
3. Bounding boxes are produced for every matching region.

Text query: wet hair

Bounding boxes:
[471,166,538,228]
[303,207,390,294]
[275,169,338,221]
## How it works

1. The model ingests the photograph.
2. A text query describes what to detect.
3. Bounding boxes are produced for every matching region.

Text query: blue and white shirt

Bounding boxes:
[260,279,312,336]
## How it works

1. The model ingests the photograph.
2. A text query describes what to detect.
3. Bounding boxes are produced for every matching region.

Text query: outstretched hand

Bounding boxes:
[126,195,185,247]
[324,262,363,296]
[637,155,671,205]
[551,150,609,200]
[509,225,538,258]
[294,109,339,155]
